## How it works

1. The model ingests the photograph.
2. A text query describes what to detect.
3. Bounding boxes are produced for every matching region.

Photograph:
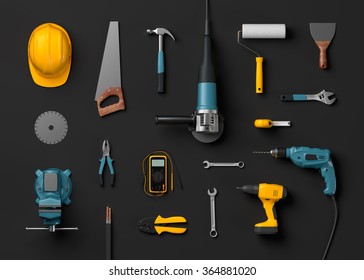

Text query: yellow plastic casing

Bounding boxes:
[256,183,284,228]
[148,155,167,194]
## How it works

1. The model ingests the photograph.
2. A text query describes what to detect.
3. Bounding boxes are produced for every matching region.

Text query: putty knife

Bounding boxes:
[95,21,125,117]
[309,23,336,69]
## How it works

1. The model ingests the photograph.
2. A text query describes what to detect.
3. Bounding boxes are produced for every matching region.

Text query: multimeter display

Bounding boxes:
[152,159,165,167]
[149,156,167,193]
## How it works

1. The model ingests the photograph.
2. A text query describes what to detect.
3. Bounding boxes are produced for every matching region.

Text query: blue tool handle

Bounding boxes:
[320,160,336,196]
[157,51,165,93]
[197,82,217,111]
[281,94,307,101]
[107,157,115,186]
[99,158,106,186]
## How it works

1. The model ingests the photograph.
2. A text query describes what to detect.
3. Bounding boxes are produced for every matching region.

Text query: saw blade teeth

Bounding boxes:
[34,111,68,145]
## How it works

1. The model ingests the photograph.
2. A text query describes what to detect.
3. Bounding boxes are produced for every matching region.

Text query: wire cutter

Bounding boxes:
[138,215,187,234]
[99,140,114,186]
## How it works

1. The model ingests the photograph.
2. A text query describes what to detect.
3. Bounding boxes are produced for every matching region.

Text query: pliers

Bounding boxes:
[138,215,187,235]
[98,140,114,186]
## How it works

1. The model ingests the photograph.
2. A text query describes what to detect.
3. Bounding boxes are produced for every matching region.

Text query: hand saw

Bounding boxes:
[95,21,125,117]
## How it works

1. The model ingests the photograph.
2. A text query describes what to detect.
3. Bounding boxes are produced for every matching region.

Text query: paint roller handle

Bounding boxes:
[256,57,263,94]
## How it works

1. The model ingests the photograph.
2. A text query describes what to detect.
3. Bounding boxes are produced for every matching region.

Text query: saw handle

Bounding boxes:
[315,40,330,69]
[96,87,125,117]
[256,57,263,94]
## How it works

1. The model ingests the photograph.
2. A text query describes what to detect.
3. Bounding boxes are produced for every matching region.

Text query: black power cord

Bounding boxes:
[322,196,338,260]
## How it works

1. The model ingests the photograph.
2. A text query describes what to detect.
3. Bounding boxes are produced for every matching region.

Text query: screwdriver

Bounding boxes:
[254,119,291,128]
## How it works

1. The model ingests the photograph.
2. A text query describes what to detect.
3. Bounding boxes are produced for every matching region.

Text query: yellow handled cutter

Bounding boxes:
[138,215,187,235]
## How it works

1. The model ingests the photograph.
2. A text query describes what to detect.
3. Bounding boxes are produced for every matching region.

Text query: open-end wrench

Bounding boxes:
[203,161,245,169]
[281,90,336,105]
[207,188,218,238]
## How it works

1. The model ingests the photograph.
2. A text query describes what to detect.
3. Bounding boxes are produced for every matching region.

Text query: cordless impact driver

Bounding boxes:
[237,183,287,234]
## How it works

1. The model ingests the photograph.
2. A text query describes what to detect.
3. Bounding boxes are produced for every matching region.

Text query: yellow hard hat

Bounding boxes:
[28,23,72,87]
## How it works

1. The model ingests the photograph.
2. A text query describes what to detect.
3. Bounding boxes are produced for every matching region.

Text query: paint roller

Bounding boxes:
[237,24,286,94]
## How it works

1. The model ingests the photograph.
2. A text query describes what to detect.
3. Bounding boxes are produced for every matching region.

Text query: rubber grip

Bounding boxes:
[256,57,263,94]
[99,157,106,186]
[281,94,294,101]
[99,174,103,186]
[320,160,336,196]
[155,226,187,235]
[107,157,114,175]
[281,94,307,101]
[155,115,194,125]
[110,175,114,187]
[155,215,187,224]
[158,72,165,93]
[254,119,272,128]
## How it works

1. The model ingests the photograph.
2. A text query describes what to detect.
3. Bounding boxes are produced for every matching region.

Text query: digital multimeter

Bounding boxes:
[148,155,167,194]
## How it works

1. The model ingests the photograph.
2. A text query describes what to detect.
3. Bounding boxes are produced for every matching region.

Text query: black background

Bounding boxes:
[1,0,361,260]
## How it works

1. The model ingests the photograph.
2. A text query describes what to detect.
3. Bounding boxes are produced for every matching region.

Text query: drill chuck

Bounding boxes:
[269,148,286,158]
[237,185,259,195]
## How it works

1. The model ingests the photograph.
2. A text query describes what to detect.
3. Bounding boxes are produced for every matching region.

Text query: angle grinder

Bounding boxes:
[155,0,224,144]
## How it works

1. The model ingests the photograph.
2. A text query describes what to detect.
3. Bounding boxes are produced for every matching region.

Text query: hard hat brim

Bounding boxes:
[28,57,71,88]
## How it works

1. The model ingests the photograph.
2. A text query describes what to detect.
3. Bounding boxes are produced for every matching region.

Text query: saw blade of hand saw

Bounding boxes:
[34,111,68,144]
[95,21,121,100]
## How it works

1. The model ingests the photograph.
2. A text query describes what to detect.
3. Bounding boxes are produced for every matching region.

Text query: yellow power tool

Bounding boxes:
[237,183,287,234]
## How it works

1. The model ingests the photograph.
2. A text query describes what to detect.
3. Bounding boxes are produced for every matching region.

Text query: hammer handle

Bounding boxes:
[157,51,165,93]
[158,72,165,93]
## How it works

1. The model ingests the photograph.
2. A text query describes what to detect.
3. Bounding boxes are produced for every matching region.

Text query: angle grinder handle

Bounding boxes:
[155,115,194,125]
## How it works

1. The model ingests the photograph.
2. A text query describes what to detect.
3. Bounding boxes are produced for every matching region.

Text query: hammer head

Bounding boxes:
[147,28,175,41]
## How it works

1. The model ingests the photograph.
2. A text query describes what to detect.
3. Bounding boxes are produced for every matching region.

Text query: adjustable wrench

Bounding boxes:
[281,90,336,105]
[203,161,245,169]
[207,188,218,238]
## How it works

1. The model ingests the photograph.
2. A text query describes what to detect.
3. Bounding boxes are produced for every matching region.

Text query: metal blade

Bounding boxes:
[95,21,121,100]
[310,23,336,41]
[271,121,291,127]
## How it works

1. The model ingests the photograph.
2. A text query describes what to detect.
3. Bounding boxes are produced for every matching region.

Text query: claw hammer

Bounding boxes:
[147,28,175,93]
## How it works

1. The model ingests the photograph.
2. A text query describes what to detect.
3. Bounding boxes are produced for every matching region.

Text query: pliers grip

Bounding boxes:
[99,157,114,186]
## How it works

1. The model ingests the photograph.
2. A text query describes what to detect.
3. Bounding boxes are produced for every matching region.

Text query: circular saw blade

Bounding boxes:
[34,111,68,144]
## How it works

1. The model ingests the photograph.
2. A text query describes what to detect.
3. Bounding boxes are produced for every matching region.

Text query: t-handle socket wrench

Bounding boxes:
[207,188,218,238]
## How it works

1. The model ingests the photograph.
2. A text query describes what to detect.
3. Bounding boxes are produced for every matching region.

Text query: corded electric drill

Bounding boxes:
[254,146,336,196]
[155,0,224,143]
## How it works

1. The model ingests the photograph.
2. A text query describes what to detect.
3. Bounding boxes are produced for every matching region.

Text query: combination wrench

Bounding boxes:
[207,188,218,238]
[203,161,245,169]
